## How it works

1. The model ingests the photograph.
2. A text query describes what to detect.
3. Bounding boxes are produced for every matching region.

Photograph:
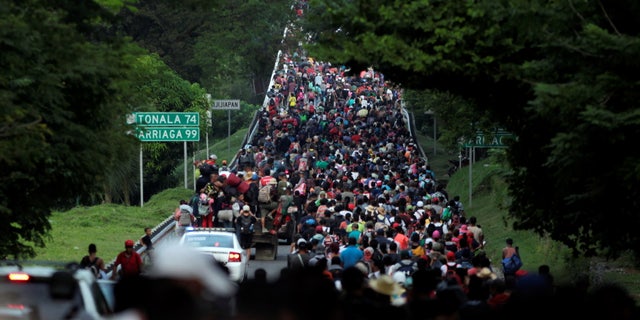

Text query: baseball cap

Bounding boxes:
[209,154,217,160]
[446,251,456,260]
[125,239,134,248]
[242,205,251,212]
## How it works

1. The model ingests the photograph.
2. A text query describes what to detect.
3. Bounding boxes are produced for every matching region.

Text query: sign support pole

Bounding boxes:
[140,145,144,207]
[184,141,188,189]
[212,99,240,155]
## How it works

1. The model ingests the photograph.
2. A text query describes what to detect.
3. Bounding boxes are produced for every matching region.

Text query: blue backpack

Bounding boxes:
[502,254,523,275]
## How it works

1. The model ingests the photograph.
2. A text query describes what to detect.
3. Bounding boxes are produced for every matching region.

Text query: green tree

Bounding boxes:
[303,0,640,259]
[0,0,141,258]
[129,54,211,198]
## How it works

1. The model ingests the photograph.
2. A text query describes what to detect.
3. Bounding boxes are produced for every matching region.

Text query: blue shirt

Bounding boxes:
[340,245,364,269]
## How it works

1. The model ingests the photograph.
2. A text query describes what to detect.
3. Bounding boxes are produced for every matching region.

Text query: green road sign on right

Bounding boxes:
[463,130,514,148]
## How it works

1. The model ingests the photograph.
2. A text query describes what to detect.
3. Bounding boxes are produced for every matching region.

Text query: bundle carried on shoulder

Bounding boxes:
[502,254,523,275]
[226,173,242,187]
[259,184,274,203]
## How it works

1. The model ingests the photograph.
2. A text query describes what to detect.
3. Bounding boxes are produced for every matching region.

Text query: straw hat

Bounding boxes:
[368,275,404,296]
[477,267,498,280]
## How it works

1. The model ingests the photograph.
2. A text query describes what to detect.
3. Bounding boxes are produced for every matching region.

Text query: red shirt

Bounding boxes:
[114,251,143,277]
[394,233,410,251]
[260,176,274,187]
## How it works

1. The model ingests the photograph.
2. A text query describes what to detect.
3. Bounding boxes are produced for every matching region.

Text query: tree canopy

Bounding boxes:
[0,0,293,258]
[302,0,640,259]
[0,0,143,258]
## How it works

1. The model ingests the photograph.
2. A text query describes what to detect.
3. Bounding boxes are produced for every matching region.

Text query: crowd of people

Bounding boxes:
[101,10,637,318]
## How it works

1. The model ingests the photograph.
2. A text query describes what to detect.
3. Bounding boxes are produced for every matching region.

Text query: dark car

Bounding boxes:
[0,261,112,319]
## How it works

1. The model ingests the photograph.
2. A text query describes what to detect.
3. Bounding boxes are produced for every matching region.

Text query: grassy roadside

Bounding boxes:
[34,130,247,263]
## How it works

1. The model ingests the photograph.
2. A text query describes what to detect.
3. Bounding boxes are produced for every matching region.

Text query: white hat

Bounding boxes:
[148,242,237,297]
[416,201,424,208]
[370,275,404,296]
[242,205,251,212]
[209,154,217,160]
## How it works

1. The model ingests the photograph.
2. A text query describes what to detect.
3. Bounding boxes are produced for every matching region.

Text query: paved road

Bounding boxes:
[247,243,290,282]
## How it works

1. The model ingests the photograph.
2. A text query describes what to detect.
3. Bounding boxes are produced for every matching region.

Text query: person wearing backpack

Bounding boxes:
[242,173,261,231]
[198,192,214,228]
[79,243,106,279]
[502,238,523,277]
[174,199,195,237]
[388,250,417,279]
[189,192,202,227]
[236,205,257,259]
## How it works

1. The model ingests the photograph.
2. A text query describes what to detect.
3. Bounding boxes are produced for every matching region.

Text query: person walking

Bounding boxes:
[79,243,106,279]
[340,237,364,269]
[501,238,522,278]
[140,227,154,265]
[236,205,257,259]
[467,216,485,248]
[174,199,195,237]
[111,239,143,280]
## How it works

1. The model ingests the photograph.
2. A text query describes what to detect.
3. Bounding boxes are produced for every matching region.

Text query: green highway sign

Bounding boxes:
[136,127,200,142]
[462,130,514,148]
[134,112,199,127]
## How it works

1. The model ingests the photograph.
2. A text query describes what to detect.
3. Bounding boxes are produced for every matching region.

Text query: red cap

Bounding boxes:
[446,251,456,260]
[315,225,323,233]
[125,239,135,247]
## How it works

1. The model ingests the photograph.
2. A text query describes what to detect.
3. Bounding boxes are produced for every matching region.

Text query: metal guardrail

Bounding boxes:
[105,214,176,278]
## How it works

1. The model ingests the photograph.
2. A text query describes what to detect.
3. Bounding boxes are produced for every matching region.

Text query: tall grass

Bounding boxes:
[35,188,193,263]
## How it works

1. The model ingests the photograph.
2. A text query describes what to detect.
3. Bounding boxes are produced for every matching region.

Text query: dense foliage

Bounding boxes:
[0,0,290,258]
[0,0,141,258]
[302,0,640,259]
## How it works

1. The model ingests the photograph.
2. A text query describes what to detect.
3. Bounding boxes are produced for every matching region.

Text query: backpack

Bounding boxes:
[239,215,254,234]
[443,264,463,286]
[189,195,201,216]
[258,184,273,203]
[441,207,452,222]
[178,207,192,226]
[198,196,211,216]
[245,183,259,202]
[81,256,102,279]
[502,254,523,275]
[396,261,416,278]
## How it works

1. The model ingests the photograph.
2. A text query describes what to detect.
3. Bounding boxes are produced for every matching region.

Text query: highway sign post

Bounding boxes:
[461,130,514,208]
[131,112,201,206]
[213,99,241,154]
